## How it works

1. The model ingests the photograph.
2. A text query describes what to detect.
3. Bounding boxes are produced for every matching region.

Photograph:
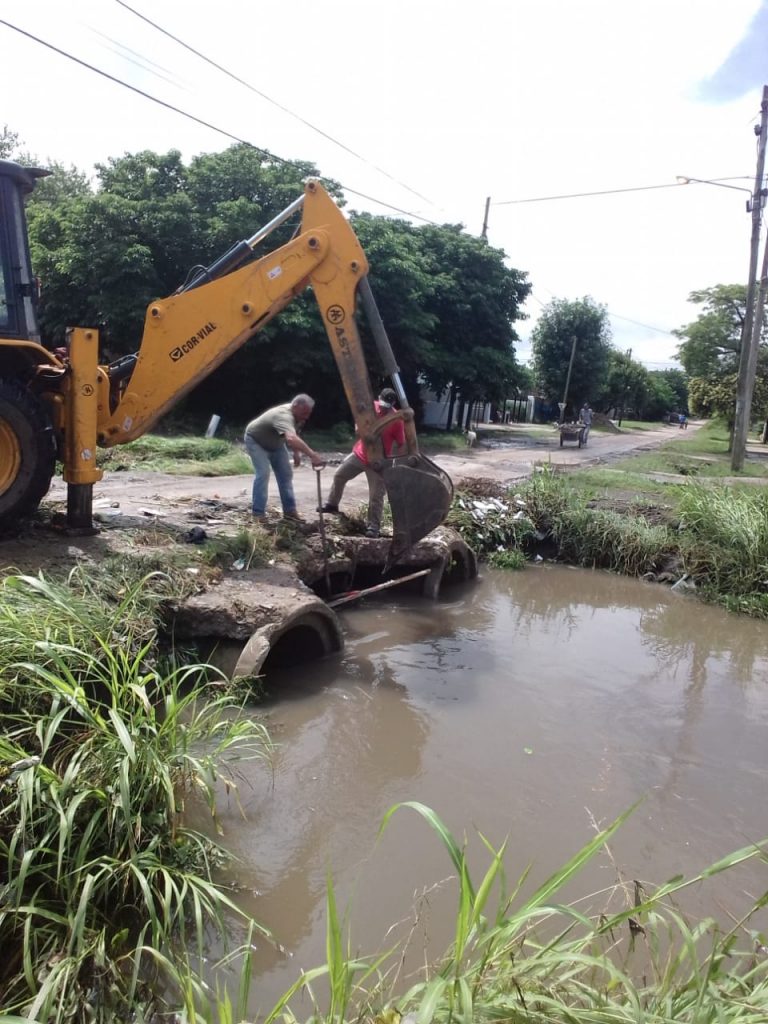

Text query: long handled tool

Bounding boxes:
[328,568,431,609]
[314,466,332,594]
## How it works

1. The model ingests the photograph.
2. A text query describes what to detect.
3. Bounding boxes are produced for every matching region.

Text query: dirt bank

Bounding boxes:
[46,420,687,516]
[0,421,690,579]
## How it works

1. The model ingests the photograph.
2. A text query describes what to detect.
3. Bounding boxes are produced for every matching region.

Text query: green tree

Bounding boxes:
[25,161,91,209]
[639,368,689,420]
[0,124,20,159]
[655,367,689,411]
[642,373,677,420]
[599,349,649,418]
[531,297,611,416]
[25,141,531,428]
[688,348,768,430]
[415,225,530,421]
[30,192,159,350]
[672,285,762,376]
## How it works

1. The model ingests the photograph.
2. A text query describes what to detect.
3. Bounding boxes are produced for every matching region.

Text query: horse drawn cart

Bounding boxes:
[559,422,586,448]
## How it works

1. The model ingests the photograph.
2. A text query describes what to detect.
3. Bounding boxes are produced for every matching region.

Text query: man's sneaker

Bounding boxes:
[365,526,380,538]
[252,513,268,522]
[318,502,339,514]
[283,510,305,522]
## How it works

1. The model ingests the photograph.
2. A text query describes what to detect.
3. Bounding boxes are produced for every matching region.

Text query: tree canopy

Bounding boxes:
[19,142,530,427]
[672,285,765,376]
[689,364,768,427]
[531,297,612,416]
[673,284,767,431]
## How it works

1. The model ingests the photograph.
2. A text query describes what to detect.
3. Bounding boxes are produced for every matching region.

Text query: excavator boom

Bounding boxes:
[0,168,453,557]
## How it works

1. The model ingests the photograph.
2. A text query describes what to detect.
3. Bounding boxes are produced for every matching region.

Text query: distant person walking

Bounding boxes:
[244,394,325,522]
[579,403,593,444]
[320,388,405,538]
[679,413,687,429]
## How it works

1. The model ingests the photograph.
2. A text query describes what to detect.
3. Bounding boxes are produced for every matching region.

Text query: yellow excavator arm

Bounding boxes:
[0,174,453,559]
[95,182,373,446]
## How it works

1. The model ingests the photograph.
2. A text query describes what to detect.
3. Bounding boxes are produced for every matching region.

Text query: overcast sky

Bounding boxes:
[2,0,767,369]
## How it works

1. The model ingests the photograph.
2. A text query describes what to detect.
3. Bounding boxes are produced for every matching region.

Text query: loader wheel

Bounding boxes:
[0,380,56,530]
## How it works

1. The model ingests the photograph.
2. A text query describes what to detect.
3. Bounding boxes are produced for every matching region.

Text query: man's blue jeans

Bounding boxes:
[244,436,296,515]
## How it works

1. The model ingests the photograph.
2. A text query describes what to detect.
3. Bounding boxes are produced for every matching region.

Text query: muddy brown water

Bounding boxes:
[208,564,768,1013]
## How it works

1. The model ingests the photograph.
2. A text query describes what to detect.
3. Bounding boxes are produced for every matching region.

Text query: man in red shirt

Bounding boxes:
[320,388,405,538]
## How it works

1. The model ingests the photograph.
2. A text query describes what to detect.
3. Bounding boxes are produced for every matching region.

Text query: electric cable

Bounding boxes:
[113,0,438,209]
[529,288,677,341]
[494,182,692,205]
[0,16,441,224]
[0,15,697,355]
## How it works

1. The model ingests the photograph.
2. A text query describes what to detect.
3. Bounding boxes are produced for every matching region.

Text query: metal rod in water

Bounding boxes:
[327,568,431,608]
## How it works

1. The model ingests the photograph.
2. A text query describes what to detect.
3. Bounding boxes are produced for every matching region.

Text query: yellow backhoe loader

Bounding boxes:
[0,160,452,560]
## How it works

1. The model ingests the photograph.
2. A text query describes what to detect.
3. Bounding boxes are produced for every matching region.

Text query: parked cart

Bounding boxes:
[559,422,586,448]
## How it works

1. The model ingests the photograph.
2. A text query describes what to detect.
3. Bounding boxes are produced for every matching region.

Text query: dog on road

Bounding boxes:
[465,429,477,448]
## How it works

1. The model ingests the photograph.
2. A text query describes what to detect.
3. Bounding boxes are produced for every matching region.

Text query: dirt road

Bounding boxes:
[42,421,687,522]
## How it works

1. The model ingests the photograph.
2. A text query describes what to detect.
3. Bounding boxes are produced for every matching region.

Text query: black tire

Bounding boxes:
[0,379,56,530]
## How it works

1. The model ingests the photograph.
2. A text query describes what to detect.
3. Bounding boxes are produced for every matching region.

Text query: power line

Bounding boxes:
[494,177,758,206]
[0,16,441,225]
[113,0,439,210]
[528,287,676,338]
[90,29,186,88]
[607,310,676,336]
[493,182,689,205]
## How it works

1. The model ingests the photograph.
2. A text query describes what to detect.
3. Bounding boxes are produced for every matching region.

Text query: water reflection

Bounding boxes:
[213,564,768,1012]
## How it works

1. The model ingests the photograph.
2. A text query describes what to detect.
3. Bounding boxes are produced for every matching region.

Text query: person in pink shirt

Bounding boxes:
[320,388,405,538]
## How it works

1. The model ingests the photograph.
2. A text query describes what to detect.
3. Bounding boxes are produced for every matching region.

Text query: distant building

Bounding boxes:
[420,387,492,428]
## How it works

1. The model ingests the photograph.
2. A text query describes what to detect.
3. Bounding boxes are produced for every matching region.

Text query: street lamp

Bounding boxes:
[675,175,765,213]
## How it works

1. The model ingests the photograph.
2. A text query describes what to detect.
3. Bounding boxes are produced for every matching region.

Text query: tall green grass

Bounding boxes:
[207,804,768,1024]
[520,469,676,576]
[677,485,768,615]
[448,467,768,618]
[0,572,273,1021]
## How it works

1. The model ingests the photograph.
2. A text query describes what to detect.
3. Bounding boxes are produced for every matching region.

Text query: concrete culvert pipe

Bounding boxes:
[233,607,342,679]
[169,566,343,681]
[300,526,477,600]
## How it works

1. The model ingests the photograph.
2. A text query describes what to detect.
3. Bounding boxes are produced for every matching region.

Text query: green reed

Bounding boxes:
[0,571,272,1021]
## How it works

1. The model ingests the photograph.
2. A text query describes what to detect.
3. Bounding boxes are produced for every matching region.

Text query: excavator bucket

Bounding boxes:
[381,453,454,563]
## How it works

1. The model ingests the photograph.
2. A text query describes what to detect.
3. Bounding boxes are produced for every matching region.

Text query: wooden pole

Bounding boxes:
[732,84,768,470]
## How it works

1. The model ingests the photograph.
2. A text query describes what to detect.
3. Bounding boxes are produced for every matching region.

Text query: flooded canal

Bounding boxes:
[214,564,768,1012]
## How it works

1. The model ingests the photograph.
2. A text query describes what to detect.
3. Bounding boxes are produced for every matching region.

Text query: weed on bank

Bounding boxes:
[448,422,768,618]
[0,569,272,1021]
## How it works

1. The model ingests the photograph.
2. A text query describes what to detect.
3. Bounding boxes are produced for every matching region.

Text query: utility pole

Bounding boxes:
[480,196,491,239]
[731,84,768,471]
[752,228,768,440]
[618,348,632,427]
[559,336,578,423]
